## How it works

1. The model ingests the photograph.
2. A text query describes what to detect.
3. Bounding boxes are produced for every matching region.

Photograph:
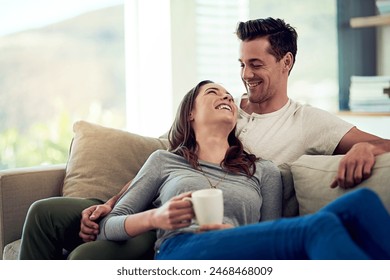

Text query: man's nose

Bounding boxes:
[241,66,254,79]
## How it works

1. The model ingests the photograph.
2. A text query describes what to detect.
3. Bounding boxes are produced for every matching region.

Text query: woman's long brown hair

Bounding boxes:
[168,80,258,177]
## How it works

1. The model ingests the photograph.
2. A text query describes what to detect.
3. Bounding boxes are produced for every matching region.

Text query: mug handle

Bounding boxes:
[182,197,197,224]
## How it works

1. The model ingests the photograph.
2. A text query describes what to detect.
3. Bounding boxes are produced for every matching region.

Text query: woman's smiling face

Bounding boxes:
[190,83,237,132]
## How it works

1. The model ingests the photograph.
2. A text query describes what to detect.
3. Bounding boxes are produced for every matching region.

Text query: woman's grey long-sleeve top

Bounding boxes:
[97,150,283,251]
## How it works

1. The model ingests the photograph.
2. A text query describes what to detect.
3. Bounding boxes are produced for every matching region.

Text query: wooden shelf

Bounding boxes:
[337,111,390,117]
[350,14,390,28]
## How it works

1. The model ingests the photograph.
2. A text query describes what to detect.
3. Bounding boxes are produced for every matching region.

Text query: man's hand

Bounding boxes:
[330,142,376,189]
[197,223,234,233]
[79,204,113,242]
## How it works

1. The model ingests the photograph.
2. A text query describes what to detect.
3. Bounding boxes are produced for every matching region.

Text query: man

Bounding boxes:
[19,17,390,259]
[234,18,389,189]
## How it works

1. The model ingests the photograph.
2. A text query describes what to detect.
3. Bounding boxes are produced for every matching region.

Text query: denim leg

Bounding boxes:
[156,212,369,260]
[320,188,390,259]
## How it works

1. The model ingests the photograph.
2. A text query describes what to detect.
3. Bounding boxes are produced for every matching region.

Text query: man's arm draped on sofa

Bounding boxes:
[331,129,390,189]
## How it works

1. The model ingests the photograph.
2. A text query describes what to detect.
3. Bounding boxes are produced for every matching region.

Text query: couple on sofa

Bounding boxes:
[19,18,390,260]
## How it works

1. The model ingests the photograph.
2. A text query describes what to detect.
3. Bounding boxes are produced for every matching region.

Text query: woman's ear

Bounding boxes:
[189,112,194,121]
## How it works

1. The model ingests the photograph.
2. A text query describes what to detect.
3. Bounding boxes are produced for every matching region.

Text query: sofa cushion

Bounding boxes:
[3,239,20,260]
[62,121,169,202]
[278,163,298,217]
[291,152,390,215]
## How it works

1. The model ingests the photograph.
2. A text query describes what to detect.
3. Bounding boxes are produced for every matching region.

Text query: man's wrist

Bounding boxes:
[104,196,119,208]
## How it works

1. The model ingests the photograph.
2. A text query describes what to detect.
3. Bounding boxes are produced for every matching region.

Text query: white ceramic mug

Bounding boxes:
[184,189,224,225]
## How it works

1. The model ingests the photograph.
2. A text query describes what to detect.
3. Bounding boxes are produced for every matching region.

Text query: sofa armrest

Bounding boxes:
[0,164,66,259]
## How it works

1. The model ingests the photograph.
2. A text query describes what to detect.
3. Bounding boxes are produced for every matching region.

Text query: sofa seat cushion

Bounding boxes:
[291,152,390,215]
[62,121,169,202]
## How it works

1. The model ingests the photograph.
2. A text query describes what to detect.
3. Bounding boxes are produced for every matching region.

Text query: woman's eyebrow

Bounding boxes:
[205,87,219,92]
[205,87,232,97]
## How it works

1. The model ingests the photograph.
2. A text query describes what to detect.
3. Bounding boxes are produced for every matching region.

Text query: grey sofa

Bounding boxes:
[0,164,65,259]
[2,121,389,260]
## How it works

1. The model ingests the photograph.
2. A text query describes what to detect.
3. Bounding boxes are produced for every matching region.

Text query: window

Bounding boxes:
[1,0,339,169]
[0,0,125,169]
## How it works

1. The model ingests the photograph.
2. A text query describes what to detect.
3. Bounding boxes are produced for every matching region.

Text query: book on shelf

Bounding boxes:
[349,75,390,112]
[350,75,390,83]
[385,87,390,97]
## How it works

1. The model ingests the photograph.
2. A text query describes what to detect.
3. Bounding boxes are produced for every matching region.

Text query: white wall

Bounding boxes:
[339,115,390,139]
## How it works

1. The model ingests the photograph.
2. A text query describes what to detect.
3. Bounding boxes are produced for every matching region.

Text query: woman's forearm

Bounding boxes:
[99,209,156,241]
[124,209,157,237]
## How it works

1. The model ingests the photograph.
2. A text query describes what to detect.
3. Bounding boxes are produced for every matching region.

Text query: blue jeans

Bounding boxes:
[155,188,390,260]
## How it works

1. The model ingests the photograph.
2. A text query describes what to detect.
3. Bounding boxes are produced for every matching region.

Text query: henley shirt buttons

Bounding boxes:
[252,117,255,121]
[242,128,247,133]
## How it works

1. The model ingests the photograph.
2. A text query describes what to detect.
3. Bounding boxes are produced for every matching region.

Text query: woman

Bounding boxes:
[98,80,390,260]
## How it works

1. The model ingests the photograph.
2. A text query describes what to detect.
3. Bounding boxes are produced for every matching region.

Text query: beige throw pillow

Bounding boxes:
[62,121,169,202]
[291,152,390,215]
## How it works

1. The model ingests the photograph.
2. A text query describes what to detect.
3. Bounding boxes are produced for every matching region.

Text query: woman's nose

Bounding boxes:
[222,95,233,102]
